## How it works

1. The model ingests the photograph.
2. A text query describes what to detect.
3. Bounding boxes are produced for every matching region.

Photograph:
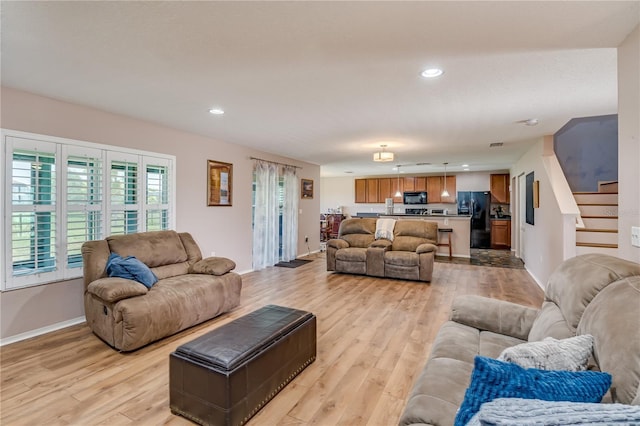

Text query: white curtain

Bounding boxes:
[252,161,279,270]
[281,166,299,262]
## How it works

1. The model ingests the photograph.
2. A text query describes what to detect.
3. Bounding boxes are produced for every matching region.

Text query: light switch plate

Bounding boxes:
[632,226,640,248]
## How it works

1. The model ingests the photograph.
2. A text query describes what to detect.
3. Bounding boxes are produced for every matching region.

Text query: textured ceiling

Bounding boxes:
[2,1,638,177]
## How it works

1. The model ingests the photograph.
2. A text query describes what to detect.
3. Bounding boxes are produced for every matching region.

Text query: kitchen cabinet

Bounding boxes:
[366,178,379,203]
[403,177,415,192]
[414,177,427,191]
[490,219,511,249]
[490,174,510,204]
[391,178,404,203]
[355,179,367,203]
[426,176,457,204]
[441,175,457,204]
[378,178,392,201]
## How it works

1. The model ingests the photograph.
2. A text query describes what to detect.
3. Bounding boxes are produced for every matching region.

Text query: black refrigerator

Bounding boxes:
[457,191,491,248]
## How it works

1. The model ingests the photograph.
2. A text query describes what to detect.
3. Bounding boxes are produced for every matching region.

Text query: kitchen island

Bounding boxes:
[375,214,471,258]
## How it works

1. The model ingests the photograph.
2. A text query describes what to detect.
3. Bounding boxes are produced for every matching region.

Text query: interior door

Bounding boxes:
[518,173,526,262]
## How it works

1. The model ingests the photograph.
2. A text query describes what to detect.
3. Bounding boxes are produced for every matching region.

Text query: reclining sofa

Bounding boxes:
[326,218,438,282]
[82,230,242,351]
[399,253,640,425]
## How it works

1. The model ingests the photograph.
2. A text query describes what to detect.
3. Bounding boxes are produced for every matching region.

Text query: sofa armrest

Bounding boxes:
[327,239,349,249]
[189,257,236,275]
[416,243,437,254]
[87,277,148,303]
[450,295,540,340]
[369,239,392,249]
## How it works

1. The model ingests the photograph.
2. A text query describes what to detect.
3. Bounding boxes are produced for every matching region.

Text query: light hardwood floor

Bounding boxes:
[0,254,543,426]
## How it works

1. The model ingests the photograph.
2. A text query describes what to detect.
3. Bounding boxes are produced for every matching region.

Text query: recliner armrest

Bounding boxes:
[450,295,540,340]
[369,239,392,249]
[416,243,437,254]
[190,257,236,275]
[327,239,349,249]
[87,277,148,303]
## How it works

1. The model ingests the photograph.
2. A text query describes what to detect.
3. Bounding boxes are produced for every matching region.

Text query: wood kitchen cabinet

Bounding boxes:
[414,177,427,191]
[378,178,392,201]
[490,174,510,204]
[441,175,457,204]
[491,219,511,249]
[426,176,457,204]
[355,179,367,203]
[366,178,379,203]
[391,178,404,203]
[403,177,415,192]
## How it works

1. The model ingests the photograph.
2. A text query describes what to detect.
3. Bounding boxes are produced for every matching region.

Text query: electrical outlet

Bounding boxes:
[631,226,640,248]
[304,236,309,243]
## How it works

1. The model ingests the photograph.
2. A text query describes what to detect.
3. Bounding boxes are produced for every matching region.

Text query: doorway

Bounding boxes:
[517,173,526,263]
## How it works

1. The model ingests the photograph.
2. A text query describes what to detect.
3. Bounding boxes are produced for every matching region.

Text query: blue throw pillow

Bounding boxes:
[106,253,158,289]
[454,356,612,426]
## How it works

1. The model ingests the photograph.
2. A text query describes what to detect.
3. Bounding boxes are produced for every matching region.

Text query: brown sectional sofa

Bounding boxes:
[82,230,242,351]
[399,253,640,425]
[326,218,438,282]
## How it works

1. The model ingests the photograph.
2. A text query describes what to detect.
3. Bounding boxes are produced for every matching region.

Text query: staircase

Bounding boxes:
[574,189,618,256]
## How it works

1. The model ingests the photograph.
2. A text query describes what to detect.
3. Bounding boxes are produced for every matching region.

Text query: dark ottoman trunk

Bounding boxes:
[170,305,317,426]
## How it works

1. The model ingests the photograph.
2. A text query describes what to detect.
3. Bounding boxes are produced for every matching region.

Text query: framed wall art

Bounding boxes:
[301,178,314,199]
[207,160,232,206]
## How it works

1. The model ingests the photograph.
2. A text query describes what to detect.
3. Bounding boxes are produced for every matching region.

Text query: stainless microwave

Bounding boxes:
[403,191,427,205]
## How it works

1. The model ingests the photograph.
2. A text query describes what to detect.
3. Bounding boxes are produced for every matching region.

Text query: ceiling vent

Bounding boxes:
[490,142,504,148]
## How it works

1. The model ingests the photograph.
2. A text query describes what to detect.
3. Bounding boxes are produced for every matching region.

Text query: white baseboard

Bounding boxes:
[0,316,86,347]
[525,265,546,291]
[237,269,254,275]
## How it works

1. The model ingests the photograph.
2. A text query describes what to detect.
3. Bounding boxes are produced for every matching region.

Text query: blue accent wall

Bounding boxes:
[554,115,618,192]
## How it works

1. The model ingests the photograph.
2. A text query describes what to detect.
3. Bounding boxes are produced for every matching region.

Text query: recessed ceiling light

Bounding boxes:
[524,118,539,126]
[345,171,353,174]
[209,108,225,115]
[463,168,470,171]
[462,164,469,167]
[421,68,444,78]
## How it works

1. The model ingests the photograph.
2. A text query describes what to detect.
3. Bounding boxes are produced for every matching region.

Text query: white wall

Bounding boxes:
[617,25,640,263]
[511,138,566,288]
[0,87,321,341]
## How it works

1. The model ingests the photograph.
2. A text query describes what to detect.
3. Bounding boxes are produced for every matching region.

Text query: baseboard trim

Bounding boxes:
[524,265,545,291]
[0,316,86,347]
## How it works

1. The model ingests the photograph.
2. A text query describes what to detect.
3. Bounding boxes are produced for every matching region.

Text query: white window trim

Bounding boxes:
[1,129,176,291]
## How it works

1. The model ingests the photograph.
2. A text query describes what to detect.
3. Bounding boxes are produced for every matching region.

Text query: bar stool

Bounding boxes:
[437,228,453,259]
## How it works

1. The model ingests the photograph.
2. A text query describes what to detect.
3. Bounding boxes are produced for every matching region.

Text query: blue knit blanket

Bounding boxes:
[467,398,640,425]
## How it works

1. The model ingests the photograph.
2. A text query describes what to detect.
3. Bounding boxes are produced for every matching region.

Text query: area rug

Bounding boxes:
[275,259,313,268]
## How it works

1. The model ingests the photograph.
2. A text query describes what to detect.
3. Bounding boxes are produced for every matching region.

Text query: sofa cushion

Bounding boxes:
[577,276,640,405]
[107,230,188,268]
[455,356,612,426]
[337,218,376,248]
[190,257,236,275]
[399,357,474,426]
[335,247,367,262]
[106,253,158,288]
[478,331,525,359]
[498,334,594,371]
[544,254,640,333]
[528,301,574,341]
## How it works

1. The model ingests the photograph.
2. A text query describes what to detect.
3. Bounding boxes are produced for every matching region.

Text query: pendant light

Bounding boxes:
[441,162,450,198]
[394,165,402,197]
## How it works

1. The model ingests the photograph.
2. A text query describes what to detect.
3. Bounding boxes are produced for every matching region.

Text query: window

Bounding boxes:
[2,130,176,290]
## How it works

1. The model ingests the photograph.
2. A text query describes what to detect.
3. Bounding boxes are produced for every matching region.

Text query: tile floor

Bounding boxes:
[436,248,525,269]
